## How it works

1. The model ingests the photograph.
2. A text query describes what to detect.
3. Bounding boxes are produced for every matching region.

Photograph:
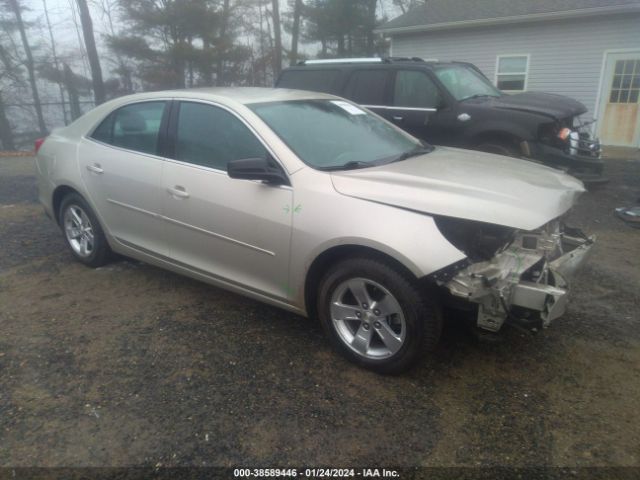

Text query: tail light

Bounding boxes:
[34,137,47,154]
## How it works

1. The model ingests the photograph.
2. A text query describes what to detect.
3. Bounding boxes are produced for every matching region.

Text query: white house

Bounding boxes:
[377,0,640,147]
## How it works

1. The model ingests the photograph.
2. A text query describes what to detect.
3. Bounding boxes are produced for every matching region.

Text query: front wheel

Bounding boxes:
[317,257,442,374]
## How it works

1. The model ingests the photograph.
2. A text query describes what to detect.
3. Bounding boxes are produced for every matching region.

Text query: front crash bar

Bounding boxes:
[444,232,595,332]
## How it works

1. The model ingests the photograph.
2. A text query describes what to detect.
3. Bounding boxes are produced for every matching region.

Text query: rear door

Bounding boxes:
[162,100,293,300]
[79,100,169,255]
[342,69,393,119]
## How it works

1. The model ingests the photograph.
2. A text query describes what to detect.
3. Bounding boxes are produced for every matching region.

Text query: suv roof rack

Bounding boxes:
[300,58,384,65]
[384,57,428,63]
[298,57,431,66]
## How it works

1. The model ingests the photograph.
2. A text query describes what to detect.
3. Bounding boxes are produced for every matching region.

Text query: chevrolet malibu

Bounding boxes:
[35,88,594,373]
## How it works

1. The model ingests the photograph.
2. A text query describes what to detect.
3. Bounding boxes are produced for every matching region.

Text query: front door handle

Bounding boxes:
[392,116,404,122]
[86,164,104,174]
[167,186,190,199]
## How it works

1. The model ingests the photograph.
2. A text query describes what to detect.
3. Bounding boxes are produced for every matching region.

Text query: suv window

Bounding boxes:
[278,69,339,93]
[101,102,166,155]
[175,102,267,171]
[394,70,441,109]
[344,70,390,105]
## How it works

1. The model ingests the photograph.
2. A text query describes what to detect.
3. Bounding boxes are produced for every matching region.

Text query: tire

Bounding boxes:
[476,141,520,158]
[59,193,111,268]
[317,257,442,374]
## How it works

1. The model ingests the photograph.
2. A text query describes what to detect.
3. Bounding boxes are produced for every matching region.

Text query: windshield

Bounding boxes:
[435,64,502,101]
[249,100,422,170]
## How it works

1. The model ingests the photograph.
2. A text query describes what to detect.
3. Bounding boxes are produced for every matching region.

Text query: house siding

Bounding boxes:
[390,13,640,122]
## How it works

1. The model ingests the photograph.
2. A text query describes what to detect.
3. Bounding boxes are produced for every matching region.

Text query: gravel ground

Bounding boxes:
[0,154,639,470]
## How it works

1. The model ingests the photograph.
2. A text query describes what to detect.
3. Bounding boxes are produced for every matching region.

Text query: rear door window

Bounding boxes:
[393,70,441,109]
[277,70,340,93]
[93,101,166,155]
[343,70,391,105]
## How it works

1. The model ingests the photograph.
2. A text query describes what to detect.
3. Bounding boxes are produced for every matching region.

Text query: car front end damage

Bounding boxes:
[528,117,605,184]
[434,218,594,333]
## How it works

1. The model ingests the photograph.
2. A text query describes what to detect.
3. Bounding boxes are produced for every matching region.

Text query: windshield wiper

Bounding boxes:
[316,160,374,171]
[388,145,434,164]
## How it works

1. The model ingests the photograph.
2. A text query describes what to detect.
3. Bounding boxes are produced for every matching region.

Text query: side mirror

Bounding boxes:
[227,156,288,185]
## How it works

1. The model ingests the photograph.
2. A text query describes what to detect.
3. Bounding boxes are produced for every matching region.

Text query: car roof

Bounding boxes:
[116,87,339,106]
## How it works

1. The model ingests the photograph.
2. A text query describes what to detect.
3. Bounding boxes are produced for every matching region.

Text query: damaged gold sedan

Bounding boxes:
[36,88,594,373]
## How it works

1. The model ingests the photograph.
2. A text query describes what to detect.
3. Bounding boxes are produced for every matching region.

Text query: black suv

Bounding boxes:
[276,58,604,183]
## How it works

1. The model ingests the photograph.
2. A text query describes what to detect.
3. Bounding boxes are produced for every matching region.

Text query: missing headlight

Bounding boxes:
[434,216,516,262]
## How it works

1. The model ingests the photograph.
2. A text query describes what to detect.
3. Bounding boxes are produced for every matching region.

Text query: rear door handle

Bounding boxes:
[167,186,190,199]
[86,164,104,174]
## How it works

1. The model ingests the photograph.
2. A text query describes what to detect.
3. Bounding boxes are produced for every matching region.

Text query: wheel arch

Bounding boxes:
[52,185,83,225]
[303,244,422,321]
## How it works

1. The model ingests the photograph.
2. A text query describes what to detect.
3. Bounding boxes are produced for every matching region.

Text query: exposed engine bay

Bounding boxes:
[435,217,595,332]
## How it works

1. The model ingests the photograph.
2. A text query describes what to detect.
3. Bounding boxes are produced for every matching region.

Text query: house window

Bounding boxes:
[609,59,640,104]
[496,55,529,92]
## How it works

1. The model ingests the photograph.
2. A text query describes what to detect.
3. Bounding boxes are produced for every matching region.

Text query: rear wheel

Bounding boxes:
[59,193,111,267]
[317,257,442,374]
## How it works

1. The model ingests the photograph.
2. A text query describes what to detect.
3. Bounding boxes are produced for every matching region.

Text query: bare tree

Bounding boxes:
[289,0,302,65]
[6,0,47,135]
[392,0,426,14]
[0,37,23,150]
[0,92,15,150]
[271,0,282,78]
[216,0,231,86]
[42,0,68,124]
[76,0,105,104]
[63,64,82,120]
[96,0,134,93]
[366,0,376,55]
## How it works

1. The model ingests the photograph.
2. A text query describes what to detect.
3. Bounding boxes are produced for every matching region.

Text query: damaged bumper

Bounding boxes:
[443,224,594,332]
[525,129,606,185]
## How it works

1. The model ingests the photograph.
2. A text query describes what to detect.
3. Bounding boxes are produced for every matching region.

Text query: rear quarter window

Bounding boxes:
[277,70,340,93]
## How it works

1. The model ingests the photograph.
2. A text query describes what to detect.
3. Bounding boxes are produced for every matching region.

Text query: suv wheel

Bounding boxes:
[317,257,442,374]
[59,193,111,267]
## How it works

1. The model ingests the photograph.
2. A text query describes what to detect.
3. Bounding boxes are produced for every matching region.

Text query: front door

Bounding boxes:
[162,101,293,300]
[387,69,446,144]
[598,52,640,147]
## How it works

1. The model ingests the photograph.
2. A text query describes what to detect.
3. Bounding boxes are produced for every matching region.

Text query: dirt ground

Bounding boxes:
[0,152,639,470]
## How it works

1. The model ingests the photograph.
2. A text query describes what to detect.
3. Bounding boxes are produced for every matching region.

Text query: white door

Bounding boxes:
[598,52,640,147]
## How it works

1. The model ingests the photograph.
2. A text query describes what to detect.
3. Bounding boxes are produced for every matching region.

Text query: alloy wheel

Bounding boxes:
[63,204,95,258]
[329,277,406,360]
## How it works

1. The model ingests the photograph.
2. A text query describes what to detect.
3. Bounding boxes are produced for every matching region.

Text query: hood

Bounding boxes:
[330,147,585,231]
[481,92,588,120]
